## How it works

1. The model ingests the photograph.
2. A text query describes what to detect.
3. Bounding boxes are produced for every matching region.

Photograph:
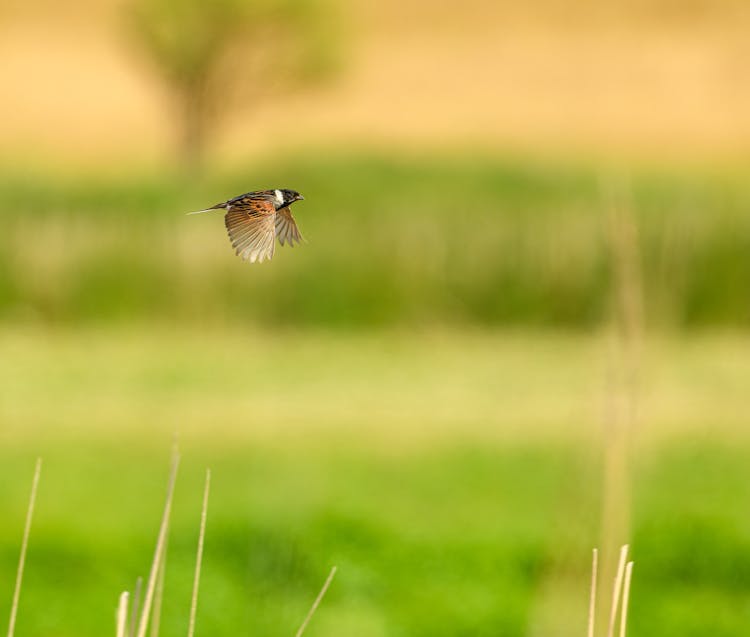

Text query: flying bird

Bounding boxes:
[188,189,305,263]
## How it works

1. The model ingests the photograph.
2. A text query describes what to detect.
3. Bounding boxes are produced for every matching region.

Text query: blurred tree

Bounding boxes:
[127,0,340,172]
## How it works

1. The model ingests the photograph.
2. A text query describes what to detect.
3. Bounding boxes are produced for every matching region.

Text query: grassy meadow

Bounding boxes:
[2,329,750,637]
[0,153,748,328]
[4,2,750,635]
[1,153,750,637]
[3,435,750,637]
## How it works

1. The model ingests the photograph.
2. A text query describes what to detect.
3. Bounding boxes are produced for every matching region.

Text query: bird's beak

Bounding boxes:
[297,194,305,201]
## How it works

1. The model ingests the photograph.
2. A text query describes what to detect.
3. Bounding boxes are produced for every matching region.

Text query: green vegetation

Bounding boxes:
[1,328,750,636]
[2,436,750,637]
[1,152,748,636]
[0,152,748,328]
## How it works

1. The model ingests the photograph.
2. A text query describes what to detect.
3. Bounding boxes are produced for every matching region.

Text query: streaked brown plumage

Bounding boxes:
[188,188,305,263]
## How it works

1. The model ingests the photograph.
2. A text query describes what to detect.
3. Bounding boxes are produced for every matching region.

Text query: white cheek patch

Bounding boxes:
[274,189,284,206]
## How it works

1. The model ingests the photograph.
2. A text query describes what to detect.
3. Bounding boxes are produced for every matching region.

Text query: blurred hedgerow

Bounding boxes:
[126,0,342,171]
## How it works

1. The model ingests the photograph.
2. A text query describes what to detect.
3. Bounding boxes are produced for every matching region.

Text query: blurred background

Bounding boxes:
[1,1,750,636]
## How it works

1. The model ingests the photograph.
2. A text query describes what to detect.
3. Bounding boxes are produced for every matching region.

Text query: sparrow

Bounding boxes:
[188,188,305,263]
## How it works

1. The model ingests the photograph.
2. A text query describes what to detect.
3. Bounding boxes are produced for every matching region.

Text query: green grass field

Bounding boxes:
[1,153,748,328]
[1,151,749,636]
[2,328,750,637]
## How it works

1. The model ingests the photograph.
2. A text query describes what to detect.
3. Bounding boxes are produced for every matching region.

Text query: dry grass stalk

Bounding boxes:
[187,469,211,637]
[129,577,143,637]
[136,449,180,637]
[150,542,168,637]
[608,186,643,354]
[600,179,642,603]
[114,451,336,637]
[294,566,338,637]
[619,562,634,637]
[587,548,598,637]
[587,545,634,637]
[6,457,42,637]
[606,545,629,637]
[116,592,130,637]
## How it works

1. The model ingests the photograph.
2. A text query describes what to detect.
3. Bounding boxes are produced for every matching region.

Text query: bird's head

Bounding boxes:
[280,189,304,206]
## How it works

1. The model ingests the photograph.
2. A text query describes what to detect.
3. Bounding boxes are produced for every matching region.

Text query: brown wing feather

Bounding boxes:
[275,208,304,247]
[224,198,276,263]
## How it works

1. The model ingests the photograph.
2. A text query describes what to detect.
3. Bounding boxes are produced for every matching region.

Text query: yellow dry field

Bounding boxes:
[1,0,749,165]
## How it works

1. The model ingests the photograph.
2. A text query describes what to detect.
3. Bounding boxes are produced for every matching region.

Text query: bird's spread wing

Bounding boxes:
[275,208,304,247]
[224,198,276,263]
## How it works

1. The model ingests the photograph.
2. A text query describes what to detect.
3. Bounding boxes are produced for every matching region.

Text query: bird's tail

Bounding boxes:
[186,208,218,216]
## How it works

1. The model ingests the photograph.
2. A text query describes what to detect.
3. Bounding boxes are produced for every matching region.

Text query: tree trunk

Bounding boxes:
[178,88,208,176]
